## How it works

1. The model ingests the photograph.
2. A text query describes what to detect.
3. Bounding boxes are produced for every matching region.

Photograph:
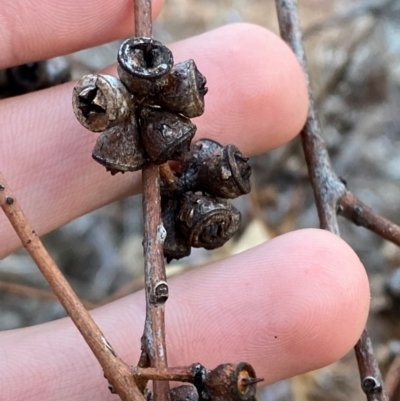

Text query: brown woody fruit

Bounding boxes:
[92,114,147,174]
[73,74,133,132]
[202,363,261,401]
[117,37,174,99]
[177,193,241,250]
[162,198,191,261]
[140,107,197,164]
[151,60,208,118]
[168,385,199,401]
[182,139,251,199]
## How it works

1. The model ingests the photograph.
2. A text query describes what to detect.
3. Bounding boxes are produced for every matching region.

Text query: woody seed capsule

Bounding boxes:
[177,193,241,250]
[162,198,191,262]
[182,139,251,199]
[92,114,147,174]
[150,59,208,118]
[140,107,197,164]
[117,37,174,99]
[202,363,260,401]
[168,385,199,401]
[73,74,134,132]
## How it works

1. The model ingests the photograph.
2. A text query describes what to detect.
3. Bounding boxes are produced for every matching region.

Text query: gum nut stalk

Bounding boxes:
[92,114,147,174]
[140,107,197,164]
[162,198,191,262]
[153,59,208,118]
[117,37,174,98]
[204,363,261,401]
[177,193,241,250]
[182,139,251,198]
[72,74,133,132]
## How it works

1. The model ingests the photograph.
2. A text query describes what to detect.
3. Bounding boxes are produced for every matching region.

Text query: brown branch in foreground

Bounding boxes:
[274,1,388,401]
[0,172,145,401]
[338,192,400,247]
[135,1,170,401]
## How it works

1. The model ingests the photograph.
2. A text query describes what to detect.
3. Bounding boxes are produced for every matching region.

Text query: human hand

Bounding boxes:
[0,1,369,400]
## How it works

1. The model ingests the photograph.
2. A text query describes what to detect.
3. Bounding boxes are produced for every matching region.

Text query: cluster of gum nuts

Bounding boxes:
[72,37,252,261]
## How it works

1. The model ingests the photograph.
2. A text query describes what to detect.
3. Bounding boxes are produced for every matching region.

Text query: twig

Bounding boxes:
[159,163,178,192]
[0,280,96,309]
[275,0,346,234]
[0,172,145,401]
[338,192,400,247]
[132,366,196,383]
[134,1,170,401]
[384,350,400,400]
[274,2,388,401]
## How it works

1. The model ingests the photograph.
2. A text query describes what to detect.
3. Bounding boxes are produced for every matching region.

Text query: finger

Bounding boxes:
[0,23,308,258]
[0,230,369,401]
[0,0,164,69]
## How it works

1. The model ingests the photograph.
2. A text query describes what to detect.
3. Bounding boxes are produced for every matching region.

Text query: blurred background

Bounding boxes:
[2,0,400,400]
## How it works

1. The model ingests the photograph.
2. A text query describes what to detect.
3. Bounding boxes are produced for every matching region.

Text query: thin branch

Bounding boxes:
[134,1,170,401]
[274,2,388,401]
[132,366,196,383]
[0,172,145,401]
[338,192,400,247]
[159,163,178,192]
[275,0,346,234]
[384,350,400,400]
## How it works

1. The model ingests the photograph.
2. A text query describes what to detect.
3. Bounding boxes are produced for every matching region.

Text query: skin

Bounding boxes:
[0,1,370,400]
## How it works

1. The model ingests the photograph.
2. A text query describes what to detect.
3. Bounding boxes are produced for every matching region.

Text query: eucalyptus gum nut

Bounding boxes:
[117,37,174,98]
[177,193,241,250]
[73,74,133,132]
[181,139,252,199]
[92,115,147,174]
[168,385,199,401]
[161,198,191,262]
[152,60,208,118]
[203,363,259,401]
[140,107,197,164]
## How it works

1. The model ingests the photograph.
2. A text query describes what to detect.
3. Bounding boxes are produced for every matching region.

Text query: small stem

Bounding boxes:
[274,2,388,401]
[338,192,400,246]
[159,163,178,192]
[134,1,170,400]
[132,366,196,382]
[384,351,400,399]
[275,0,346,235]
[0,172,145,401]
[355,330,387,399]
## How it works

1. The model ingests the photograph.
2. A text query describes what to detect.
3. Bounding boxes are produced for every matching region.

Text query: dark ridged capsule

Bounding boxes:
[73,74,134,132]
[177,193,241,250]
[182,139,251,199]
[140,107,197,164]
[92,114,147,174]
[202,363,261,401]
[117,37,174,99]
[162,198,191,262]
[168,385,199,401]
[151,59,208,118]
